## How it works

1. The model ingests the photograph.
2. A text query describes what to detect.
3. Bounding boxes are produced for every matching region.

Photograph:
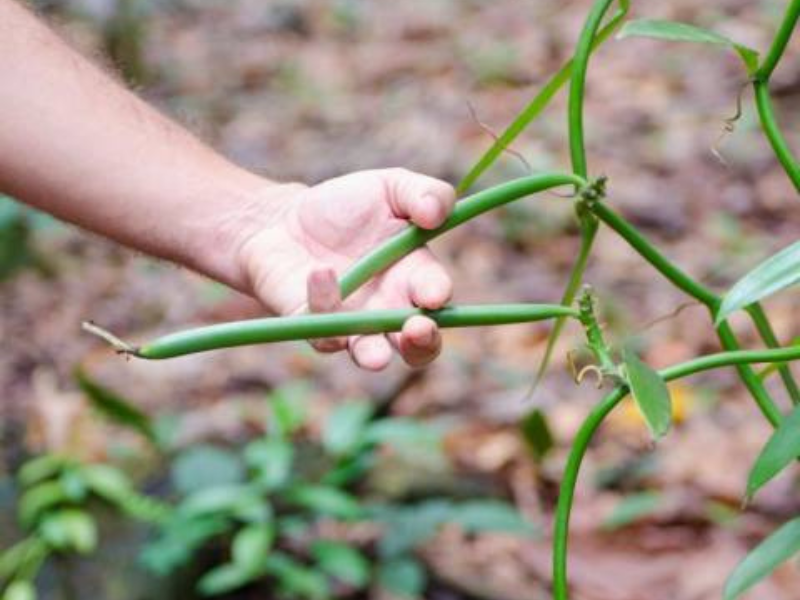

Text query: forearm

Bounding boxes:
[0,0,287,292]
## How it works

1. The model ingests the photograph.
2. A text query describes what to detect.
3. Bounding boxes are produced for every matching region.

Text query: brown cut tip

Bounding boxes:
[81,321,138,356]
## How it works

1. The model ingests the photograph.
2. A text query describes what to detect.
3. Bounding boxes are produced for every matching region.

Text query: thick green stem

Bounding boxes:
[588,201,784,422]
[553,387,625,600]
[588,202,718,306]
[715,321,783,426]
[339,173,584,298]
[753,81,800,192]
[569,0,621,177]
[754,0,800,82]
[746,304,800,405]
[553,340,800,599]
[132,304,579,359]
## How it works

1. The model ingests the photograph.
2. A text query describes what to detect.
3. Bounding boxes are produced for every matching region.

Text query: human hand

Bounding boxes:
[235,169,456,371]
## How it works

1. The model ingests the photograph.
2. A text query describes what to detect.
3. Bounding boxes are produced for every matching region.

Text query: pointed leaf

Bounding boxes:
[618,19,759,73]
[198,562,258,596]
[311,540,371,588]
[724,516,800,600]
[377,556,426,598]
[718,239,800,322]
[18,481,69,528]
[267,383,309,437]
[3,581,36,600]
[602,491,663,531]
[519,408,554,461]
[264,552,330,600]
[623,348,672,439]
[74,369,156,444]
[282,485,363,520]
[244,438,293,491]
[18,455,69,488]
[171,445,244,495]
[322,401,374,456]
[746,403,800,499]
[448,500,537,536]
[232,523,274,573]
[39,509,98,554]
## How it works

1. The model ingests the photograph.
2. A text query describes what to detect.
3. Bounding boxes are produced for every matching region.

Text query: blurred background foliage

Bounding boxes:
[1,0,800,598]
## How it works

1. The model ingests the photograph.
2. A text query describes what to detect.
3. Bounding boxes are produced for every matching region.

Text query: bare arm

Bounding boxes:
[0,0,456,369]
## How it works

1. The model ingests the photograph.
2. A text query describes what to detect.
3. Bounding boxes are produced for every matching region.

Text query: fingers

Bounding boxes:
[381,169,456,230]
[348,335,393,371]
[409,258,452,309]
[306,267,347,353]
[392,315,442,368]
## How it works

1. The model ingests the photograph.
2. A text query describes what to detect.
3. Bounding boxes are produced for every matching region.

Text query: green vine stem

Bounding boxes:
[590,200,795,414]
[754,0,800,82]
[339,172,584,298]
[99,304,578,360]
[587,199,784,425]
[753,80,800,192]
[746,303,800,405]
[553,340,800,599]
[538,0,626,391]
[569,0,624,178]
[751,0,800,192]
[553,387,624,600]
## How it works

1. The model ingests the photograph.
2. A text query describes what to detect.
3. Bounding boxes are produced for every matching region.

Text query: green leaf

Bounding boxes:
[322,401,374,456]
[456,0,629,194]
[171,445,245,496]
[231,524,274,573]
[377,556,426,598]
[746,403,800,500]
[17,455,69,488]
[372,501,452,558]
[264,552,330,600]
[245,437,294,491]
[311,540,370,588]
[618,19,759,73]
[58,468,87,502]
[180,485,269,523]
[18,481,69,528]
[623,348,672,440]
[0,539,38,581]
[81,464,133,503]
[448,500,537,536]
[519,408,554,461]
[198,562,258,597]
[39,509,98,554]
[717,239,800,323]
[140,515,229,575]
[74,369,157,444]
[724,516,800,600]
[602,492,663,531]
[267,383,309,438]
[363,418,440,450]
[2,581,36,600]
[282,484,363,520]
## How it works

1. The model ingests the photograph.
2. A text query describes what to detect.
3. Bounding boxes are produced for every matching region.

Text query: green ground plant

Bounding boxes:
[0,454,166,600]
[142,388,533,598]
[82,1,800,598]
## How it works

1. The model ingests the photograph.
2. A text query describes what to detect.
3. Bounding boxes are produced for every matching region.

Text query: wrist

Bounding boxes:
[186,172,306,297]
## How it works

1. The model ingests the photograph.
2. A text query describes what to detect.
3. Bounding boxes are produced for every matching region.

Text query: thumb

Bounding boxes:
[380,168,456,230]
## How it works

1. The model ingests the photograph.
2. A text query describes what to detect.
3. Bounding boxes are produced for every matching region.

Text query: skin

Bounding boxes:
[0,0,455,370]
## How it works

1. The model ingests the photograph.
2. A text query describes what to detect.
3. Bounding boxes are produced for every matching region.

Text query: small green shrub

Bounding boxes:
[142,390,534,598]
